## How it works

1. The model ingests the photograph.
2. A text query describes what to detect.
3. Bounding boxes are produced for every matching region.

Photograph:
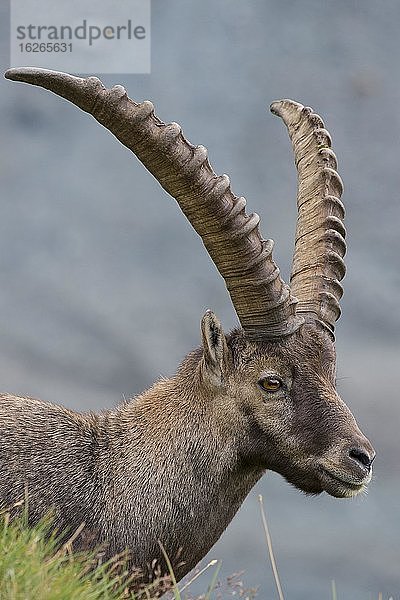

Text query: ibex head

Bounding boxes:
[199,312,373,498]
[4,68,375,503]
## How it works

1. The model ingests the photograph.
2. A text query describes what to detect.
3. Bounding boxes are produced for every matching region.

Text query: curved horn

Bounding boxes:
[271,100,346,339]
[5,67,303,339]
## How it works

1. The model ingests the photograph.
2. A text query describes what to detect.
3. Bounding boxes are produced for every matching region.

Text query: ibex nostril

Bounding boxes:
[349,447,375,470]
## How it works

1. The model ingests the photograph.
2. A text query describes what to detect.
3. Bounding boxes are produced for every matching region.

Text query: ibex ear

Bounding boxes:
[200,310,229,387]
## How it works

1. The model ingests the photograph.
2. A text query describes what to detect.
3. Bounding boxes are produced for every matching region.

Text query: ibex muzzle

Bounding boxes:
[2,68,375,587]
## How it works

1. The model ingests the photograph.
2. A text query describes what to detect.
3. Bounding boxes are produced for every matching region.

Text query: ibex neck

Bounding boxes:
[99,360,263,580]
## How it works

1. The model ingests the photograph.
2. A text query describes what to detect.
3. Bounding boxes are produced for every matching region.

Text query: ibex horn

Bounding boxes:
[271,100,346,339]
[5,67,304,339]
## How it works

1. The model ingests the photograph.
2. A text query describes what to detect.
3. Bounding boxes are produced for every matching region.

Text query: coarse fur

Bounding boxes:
[0,317,373,586]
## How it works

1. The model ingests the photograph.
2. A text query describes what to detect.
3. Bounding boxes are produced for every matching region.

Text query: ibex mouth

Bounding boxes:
[319,467,371,498]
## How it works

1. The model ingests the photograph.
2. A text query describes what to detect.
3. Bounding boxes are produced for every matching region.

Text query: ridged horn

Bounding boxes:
[5,67,304,339]
[271,99,346,339]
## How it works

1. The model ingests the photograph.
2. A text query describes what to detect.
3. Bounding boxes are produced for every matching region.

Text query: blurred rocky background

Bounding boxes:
[0,1,399,598]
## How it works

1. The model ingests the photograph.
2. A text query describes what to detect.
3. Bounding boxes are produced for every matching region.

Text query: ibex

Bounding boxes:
[2,67,375,588]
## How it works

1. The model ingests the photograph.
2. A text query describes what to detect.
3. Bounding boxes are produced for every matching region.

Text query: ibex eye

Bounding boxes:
[258,376,283,392]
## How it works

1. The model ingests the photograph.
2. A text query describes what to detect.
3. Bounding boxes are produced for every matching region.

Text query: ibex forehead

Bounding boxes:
[228,326,336,382]
[227,337,292,377]
[237,353,292,378]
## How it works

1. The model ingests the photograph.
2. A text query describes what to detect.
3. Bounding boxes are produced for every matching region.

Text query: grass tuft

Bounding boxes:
[0,511,252,599]
[0,510,131,599]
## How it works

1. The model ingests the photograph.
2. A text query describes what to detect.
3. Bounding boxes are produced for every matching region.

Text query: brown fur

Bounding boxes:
[0,317,374,588]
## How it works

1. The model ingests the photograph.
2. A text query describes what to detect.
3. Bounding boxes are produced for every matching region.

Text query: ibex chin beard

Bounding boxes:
[318,442,375,498]
[1,67,375,588]
[278,449,374,499]
[290,428,375,498]
[318,467,371,498]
